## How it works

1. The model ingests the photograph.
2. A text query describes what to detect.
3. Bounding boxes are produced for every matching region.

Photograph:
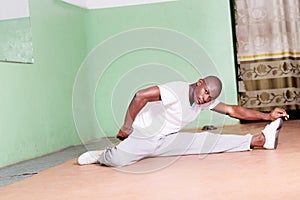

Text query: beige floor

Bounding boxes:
[1,120,300,199]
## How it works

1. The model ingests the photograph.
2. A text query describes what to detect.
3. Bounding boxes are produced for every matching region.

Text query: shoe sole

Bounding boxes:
[273,119,283,149]
[274,131,279,149]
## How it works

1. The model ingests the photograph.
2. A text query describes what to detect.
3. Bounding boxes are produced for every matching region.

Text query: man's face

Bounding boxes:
[193,80,212,104]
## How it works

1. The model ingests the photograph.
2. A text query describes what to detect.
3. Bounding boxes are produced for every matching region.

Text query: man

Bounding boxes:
[78,76,289,167]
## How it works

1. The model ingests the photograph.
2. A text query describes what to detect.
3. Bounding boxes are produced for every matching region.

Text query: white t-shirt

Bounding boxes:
[132,81,219,137]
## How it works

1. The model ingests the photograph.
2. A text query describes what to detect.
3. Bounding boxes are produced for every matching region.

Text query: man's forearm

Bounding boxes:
[229,106,272,121]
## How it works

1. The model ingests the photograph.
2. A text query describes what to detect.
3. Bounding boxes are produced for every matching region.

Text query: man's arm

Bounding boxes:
[212,102,289,121]
[117,86,161,140]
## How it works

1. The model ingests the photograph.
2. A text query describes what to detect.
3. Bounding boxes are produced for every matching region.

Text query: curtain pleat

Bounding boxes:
[235,0,300,112]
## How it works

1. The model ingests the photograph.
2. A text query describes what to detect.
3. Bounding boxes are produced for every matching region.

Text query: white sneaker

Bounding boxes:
[77,150,103,165]
[262,118,283,149]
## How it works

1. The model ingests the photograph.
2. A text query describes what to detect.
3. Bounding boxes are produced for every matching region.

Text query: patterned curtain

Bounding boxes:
[235,0,300,112]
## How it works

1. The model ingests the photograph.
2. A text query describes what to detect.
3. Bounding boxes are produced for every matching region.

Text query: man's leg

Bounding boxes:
[99,136,159,167]
[78,119,283,166]
[78,135,159,167]
[152,131,253,157]
[152,118,283,157]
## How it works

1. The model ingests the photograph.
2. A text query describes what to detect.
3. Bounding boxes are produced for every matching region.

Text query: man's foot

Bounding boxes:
[262,118,283,149]
[77,150,103,165]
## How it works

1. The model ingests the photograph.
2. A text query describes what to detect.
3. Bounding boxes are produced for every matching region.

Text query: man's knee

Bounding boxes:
[99,147,139,167]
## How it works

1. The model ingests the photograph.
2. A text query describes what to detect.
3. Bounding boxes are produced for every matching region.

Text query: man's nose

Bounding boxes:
[204,95,211,102]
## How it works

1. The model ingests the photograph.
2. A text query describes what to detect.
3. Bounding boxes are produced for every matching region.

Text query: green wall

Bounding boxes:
[0,17,33,63]
[83,0,239,139]
[0,0,86,168]
[0,0,238,168]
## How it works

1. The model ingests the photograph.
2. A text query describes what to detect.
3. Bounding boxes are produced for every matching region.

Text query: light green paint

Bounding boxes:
[0,0,238,168]
[0,0,86,168]
[95,49,201,137]
[86,0,239,138]
[0,17,33,63]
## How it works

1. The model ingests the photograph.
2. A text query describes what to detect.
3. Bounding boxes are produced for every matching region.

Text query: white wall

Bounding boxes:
[0,0,30,20]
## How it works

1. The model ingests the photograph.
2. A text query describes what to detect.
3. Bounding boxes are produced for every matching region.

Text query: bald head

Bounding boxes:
[203,76,222,99]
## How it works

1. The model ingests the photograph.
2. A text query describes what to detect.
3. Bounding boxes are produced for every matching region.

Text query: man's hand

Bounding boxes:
[269,107,289,121]
[116,126,133,141]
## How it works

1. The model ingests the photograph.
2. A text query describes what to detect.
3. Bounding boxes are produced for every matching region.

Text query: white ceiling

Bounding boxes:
[62,0,177,9]
[0,0,30,20]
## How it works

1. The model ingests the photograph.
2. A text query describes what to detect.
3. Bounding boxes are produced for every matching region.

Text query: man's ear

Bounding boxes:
[196,79,204,86]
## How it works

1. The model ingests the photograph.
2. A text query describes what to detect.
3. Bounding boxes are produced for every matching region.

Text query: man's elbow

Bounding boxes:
[133,90,147,103]
[226,105,239,118]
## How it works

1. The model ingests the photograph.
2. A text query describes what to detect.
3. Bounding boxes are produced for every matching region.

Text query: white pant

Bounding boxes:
[99,131,253,167]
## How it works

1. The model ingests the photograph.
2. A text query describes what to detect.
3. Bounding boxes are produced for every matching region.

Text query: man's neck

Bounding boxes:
[189,83,196,106]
